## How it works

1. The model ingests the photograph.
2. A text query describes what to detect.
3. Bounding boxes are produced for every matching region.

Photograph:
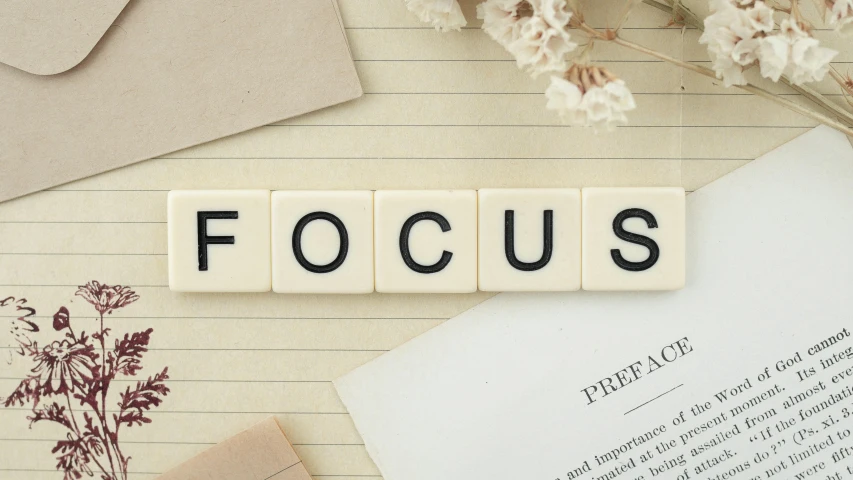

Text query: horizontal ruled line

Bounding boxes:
[0,469,380,478]
[264,124,814,129]
[44,189,170,192]
[0,221,167,224]
[0,439,364,446]
[353,59,665,62]
[0,378,332,383]
[0,284,170,287]
[352,59,853,64]
[0,315,444,320]
[0,253,166,256]
[358,92,849,96]
[2,408,349,415]
[344,26,696,31]
[0,377,336,382]
[0,347,386,353]
[155,156,743,160]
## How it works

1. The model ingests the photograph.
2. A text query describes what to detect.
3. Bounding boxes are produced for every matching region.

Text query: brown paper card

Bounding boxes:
[157,417,311,480]
[0,0,362,202]
[0,0,130,75]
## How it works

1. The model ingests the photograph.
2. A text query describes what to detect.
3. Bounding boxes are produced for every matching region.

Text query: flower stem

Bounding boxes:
[642,0,676,15]
[111,427,129,480]
[65,395,112,479]
[608,35,853,137]
[96,313,119,479]
[66,325,77,342]
[829,69,853,96]
[790,0,802,21]
[641,0,704,29]
[782,79,853,127]
[615,0,643,32]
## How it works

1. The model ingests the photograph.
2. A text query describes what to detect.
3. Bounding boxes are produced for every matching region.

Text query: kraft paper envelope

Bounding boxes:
[157,417,312,480]
[0,0,362,203]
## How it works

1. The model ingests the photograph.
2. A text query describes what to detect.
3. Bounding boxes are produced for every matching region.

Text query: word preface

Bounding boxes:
[167,188,685,293]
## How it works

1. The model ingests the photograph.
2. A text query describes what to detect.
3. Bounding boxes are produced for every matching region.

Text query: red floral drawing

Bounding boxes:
[2,282,170,480]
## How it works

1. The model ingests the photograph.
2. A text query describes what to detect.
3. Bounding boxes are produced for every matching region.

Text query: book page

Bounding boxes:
[0,0,850,479]
[335,126,853,480]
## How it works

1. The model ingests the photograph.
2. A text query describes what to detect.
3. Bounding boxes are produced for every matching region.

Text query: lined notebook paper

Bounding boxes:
[0,1,851,479]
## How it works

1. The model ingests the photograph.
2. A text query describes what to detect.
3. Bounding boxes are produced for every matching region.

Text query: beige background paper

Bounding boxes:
[0,1,851,479]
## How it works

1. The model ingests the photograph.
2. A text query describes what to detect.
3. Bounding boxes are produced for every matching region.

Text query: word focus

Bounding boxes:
[167,188,685,293]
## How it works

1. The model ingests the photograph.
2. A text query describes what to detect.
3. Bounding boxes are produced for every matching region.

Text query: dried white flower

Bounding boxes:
[508,15,577,76]
[745,2,774,32]
[757,35,789,81]
[758,20,838,84]
[545,65,636,130]
[785,28,838,83]
[732,37,762,65]
[711,55,749,86]
[826,0,853,33]
[405,0,467,32]
[546,77,585,124]
[477,0,528,46]
[535,0,572,27]
[700,0,769,86]
[479,0,576,77]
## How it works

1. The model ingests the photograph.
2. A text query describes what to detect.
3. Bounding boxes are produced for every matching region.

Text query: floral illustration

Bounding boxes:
[2,282,169,480]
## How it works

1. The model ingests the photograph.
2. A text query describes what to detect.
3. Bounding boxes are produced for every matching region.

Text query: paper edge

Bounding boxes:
[0,0,132,76]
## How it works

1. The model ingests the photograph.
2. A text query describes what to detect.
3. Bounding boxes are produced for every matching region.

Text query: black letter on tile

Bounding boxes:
[197,211,238,271]
[292,212,349,274]
[399,212,453,274]
[610,208,660,272]
[505,210,553,271]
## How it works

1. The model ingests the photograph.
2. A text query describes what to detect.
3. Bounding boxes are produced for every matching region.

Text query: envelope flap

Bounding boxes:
[0,0,130,75]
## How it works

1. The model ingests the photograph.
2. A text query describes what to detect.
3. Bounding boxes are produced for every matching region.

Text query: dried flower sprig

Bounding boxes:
[701,1,837,87]
[478,0,578,76]
[651,0,853,129]
[405,0,853,136]
[546,64,637,130]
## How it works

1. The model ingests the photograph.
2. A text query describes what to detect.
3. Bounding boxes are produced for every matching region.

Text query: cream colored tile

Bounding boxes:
[272,191,374,294]
[582,188,685,291]
[168,190,271,292]
[374,190,477,293]
[478,189,581,292]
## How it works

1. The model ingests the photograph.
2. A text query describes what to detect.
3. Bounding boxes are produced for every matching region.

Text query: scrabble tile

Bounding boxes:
[478,189,581,292]
[581,188,685,291]
[168,190,271,292]
[272,191,374,294]
[374,190,477,293]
